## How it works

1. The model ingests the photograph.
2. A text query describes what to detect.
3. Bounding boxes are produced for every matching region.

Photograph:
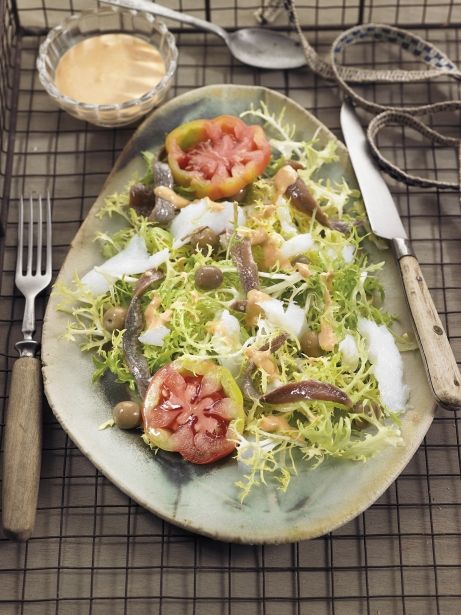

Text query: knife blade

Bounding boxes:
[340,101,461,410]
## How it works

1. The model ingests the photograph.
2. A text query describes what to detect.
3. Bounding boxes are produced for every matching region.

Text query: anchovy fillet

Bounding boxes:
[123,269,164,399]
[149,161,176,226]
[260,379,352,408]
[230,235,260,294]
[285,175,348,234]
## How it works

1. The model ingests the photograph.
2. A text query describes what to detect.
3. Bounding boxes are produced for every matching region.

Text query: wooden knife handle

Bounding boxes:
[398,254,461,410]
[2,357,42,541]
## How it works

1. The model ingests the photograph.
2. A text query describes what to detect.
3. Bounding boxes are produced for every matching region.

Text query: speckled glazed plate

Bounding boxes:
[42,85,435,544]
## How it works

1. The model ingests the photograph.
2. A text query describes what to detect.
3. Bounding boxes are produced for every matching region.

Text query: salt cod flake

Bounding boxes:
[211,310,242,375]
[326,244,354,263]
[338,334,359,371]
[213,310,241,347]
[138,325,170,346]
[169,198,245,249]
[276,198,298,237]
[81,235,169,295]
[358,318,408,412]
[342,244,355,263]
[279,233,314,261]
[256,297,306,339]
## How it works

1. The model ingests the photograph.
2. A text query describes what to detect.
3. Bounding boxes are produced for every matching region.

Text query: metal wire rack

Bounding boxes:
[1,1,460,613]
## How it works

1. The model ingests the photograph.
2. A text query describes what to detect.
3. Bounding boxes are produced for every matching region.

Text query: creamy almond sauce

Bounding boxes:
[261,233,292,271]
[318,272,337,351]
[249,228,268,246]
[206,319,231,342]
[259,415,292,432]
[245,347,279,379]
[145,296,171,330]
[249,204,276,222]
[319,320,337,351]
[274,165,298,199]
[295,262,311,279]
[238,227,268,246]
[55,34,166,105]
[154,186,190,209]
[245,289,272,326]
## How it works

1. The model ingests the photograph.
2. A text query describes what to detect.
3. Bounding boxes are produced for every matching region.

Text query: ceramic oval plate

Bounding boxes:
[42,85,434,544]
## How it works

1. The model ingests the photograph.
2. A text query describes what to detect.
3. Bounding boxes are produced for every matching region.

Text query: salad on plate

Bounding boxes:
[58,104,411,498]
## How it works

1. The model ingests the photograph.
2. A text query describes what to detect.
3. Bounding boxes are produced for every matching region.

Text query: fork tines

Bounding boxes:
[17,194,52,281]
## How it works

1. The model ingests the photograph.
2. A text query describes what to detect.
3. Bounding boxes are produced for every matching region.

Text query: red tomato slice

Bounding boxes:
[165,115,271,200]
[142,360,244,465]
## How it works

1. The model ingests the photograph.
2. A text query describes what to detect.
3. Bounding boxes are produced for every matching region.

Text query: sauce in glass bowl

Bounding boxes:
[54,33,166,105]
[37,6,178,127]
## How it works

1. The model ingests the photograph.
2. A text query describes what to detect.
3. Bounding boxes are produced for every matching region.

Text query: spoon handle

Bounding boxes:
[101,0,229,42]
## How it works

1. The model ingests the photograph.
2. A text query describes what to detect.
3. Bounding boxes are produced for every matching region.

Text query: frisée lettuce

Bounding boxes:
[57,104,410,498]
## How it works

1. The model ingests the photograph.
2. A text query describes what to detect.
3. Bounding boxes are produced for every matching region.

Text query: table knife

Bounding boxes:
[340,101,461,410]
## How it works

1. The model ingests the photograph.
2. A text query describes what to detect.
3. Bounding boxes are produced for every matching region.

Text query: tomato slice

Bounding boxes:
[142,359,244,465]
[165,115,271,200]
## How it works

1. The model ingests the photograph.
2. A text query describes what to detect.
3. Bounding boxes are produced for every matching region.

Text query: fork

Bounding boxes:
[2,194,52,541]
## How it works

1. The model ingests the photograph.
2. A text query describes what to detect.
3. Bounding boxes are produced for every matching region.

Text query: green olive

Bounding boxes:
[112,401,141,430]
[103,306,127,332]
[190,227,220,253]
[195,266,224,290]
[294,255,309,265]
[299,330,323,357]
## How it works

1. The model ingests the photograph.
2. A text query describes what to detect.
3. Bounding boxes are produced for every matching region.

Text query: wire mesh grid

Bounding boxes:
[0,1,460,614]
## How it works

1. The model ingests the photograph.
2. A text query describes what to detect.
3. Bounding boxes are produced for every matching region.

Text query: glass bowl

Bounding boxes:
[36,6,178,128]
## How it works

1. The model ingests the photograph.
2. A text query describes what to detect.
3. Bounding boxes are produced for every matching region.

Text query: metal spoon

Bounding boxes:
[101,0,306,70]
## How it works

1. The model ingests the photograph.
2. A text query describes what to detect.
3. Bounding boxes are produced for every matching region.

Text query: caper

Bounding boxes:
[299,330,323,357]
[190,227,220,253]
[294,255,309,265]
[129,183,155,217]
[103,306,127,332]
[194,265,224,290]
[112,401,141,430]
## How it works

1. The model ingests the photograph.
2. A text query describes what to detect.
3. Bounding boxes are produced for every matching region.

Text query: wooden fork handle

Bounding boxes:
[2,357,42,541]
[398,254,461,410]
